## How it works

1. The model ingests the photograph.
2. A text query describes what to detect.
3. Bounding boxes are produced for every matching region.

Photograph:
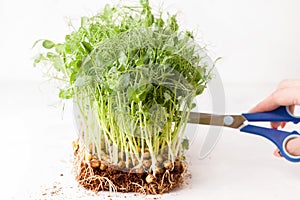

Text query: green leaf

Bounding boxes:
[140,0,150,7]
[42,40,55,49]
[128,87,140,103]
[156,17,164,28]
[81,41,93,53]
[70,71,77,84]
[46,52,56,59]
[182,138,189,150]
[59,88,74,99]
[145,12,154,27]
[186,31,194,39]
[46,52,64,71]
[81,16,89,27]
[169,15,179,31]
[163,92,171,100]
[55,43,65,54]
[190,103,196,109]
[33,53,44,67]
[135,59,143,66]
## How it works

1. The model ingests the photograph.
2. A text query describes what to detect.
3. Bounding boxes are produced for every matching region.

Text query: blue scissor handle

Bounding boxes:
[242,106,300,124]
[240,125,300,162]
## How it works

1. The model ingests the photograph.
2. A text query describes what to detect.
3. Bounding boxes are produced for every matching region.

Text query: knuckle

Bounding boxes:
[292,97,300,106]
[277,79,291,89]
[270,88,286,105]
[270,90,281,101]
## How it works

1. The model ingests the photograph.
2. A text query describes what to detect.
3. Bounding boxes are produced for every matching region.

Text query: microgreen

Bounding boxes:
[34,0,213,174]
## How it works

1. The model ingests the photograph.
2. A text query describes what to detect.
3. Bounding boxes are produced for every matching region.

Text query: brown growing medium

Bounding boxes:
[73,145,187,195]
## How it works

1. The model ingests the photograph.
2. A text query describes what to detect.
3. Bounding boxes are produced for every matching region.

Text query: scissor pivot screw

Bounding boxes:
[224,115,234,126]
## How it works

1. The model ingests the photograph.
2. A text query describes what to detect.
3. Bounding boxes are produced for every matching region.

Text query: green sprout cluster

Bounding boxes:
[34,0,212,172]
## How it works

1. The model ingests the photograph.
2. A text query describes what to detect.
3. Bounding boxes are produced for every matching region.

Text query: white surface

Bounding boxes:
[1,81,300,200]
[1,0,300,199]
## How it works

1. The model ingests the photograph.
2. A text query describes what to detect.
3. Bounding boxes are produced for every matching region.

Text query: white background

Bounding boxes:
[1,0,300,199]
[1,0,300,83]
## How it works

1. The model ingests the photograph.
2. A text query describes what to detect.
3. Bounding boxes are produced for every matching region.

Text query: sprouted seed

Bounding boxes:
[100,161,108,171]
[146,174,155,183]
[163,160,173,170]
[155,167,164,174]
[90,159,100,168]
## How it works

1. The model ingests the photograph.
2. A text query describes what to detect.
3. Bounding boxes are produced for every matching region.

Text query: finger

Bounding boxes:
[277,79,300,89]
[249,86,300,113]
[289,105,295,114]
[281,122,287,128]
[270,122,281,129]
[285,137,300,156]
[273,149,283,157]
[270,122,287,129]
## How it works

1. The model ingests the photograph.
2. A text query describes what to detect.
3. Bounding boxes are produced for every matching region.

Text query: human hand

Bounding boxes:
[249,79,300,157]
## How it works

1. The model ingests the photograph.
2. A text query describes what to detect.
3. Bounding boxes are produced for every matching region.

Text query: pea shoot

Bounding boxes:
[34,0,213,194]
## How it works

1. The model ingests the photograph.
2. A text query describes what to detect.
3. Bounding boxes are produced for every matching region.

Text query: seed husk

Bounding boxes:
[163,160,173,170]
[156,155,164,163]
[143,160,151,168]
[145,174,155,183]
[134,167,144,174]
[90,159,100,168]
[86,153,92,161]
[143,151,150,159]
[155,167,164,174]
[72,141,79,151]
[132,158,139,166]
[128,159,133,168]
[155,161,162,168]
[100,161,108,170]
[117,161,126,169]
[174,160,181,168]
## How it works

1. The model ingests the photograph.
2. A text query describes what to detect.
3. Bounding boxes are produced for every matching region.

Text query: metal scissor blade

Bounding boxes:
[188,112,246,129]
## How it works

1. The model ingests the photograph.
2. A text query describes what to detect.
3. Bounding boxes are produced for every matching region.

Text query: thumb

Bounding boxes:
[273,148,283,158]
[249,86,300,113]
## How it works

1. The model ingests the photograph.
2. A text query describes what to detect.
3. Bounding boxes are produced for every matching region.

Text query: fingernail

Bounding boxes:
[271,124,277,129]
[281,122,286,128]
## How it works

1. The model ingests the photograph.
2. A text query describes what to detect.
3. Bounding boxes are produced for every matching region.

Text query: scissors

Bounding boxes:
[188,106,300,162]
